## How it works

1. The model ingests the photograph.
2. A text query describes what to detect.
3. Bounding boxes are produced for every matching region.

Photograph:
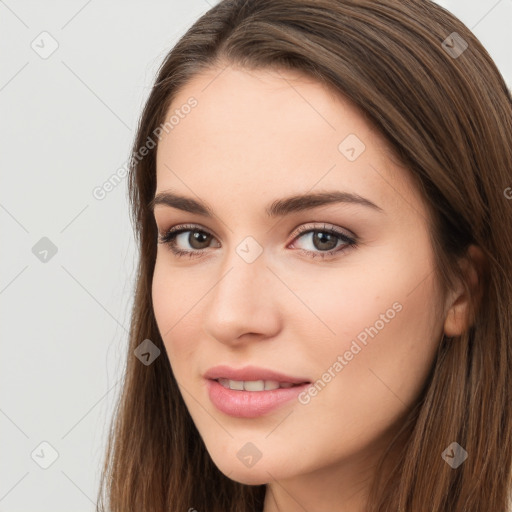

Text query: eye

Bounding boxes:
[157,224,219,259]
[157,222,357,260]
[288,223,357,259]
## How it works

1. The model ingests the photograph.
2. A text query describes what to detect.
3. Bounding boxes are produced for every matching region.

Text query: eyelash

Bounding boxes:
[157,223,357,261]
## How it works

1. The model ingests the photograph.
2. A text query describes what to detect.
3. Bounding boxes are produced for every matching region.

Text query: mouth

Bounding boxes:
[203,364,311,388]
[206,377,312,418]
[212,378,310,391]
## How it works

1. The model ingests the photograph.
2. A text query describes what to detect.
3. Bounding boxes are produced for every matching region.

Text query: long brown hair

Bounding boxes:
[97,1,512,510]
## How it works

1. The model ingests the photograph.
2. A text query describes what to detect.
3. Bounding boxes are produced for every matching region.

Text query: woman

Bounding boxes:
[97,1,512,510]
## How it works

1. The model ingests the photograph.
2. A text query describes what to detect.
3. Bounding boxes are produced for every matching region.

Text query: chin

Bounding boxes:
[223,469,271,486]
[212,457,275,485]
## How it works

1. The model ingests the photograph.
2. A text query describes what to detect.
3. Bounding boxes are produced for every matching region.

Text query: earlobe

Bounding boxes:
[443,245,487,337]
[443,302,469,337]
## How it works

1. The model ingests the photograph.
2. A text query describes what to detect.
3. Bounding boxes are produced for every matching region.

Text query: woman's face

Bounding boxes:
[152,64,447,502]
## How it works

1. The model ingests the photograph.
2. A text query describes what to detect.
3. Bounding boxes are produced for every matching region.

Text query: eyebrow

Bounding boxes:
[149,190,383,217]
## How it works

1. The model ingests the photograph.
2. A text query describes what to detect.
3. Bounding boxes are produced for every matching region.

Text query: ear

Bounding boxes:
[443,244,487,337]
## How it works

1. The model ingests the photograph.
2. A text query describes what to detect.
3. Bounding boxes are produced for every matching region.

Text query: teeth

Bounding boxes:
[229,379,244,391]
[244,380,265,391]
[217,379,298,391]
[264,380,281,390]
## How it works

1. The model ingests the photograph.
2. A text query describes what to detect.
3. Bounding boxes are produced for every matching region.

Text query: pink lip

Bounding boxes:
[203,365,311,418]
[206,379,311,418]
[203,364,310,384]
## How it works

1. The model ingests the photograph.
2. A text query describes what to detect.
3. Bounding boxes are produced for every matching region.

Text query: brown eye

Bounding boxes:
[289,223,357,259]
[186,230,213,250]
[310,231,339,251]
[158,224,220,258]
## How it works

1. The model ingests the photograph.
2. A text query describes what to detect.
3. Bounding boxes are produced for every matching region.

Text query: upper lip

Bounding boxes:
[204,365,310,384]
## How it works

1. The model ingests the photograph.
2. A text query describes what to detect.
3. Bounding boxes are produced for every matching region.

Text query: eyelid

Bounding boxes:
[157,221,219,239]
[291,222,355,240]
[157,223,216,244]
[157,222,354,244]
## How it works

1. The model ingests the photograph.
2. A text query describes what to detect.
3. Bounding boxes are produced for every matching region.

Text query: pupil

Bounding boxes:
[190,231,210,249]
[314,232,336,250]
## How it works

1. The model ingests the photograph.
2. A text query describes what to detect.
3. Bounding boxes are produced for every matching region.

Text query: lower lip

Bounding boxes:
[206,379,310,418]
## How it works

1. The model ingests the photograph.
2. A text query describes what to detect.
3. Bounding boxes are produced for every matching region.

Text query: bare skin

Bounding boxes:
[151,64,480,512]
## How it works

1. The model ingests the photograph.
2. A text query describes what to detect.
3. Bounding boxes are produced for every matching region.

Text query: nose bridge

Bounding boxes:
[212,240,270,314]
[202,237,280,343]
[215,232,269,300]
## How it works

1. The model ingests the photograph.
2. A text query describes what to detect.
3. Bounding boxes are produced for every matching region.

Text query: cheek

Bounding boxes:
[151,258,203,369]
[293,240,442,399]
[302,268,442,431]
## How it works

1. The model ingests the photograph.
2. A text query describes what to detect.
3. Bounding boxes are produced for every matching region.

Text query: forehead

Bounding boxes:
[155,65,428,223]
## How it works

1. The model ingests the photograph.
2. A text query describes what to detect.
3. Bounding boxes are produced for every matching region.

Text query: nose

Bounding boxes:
[202,245,282,347]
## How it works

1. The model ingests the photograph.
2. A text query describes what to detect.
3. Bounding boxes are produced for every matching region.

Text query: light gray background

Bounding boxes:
[1,1,511,510]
